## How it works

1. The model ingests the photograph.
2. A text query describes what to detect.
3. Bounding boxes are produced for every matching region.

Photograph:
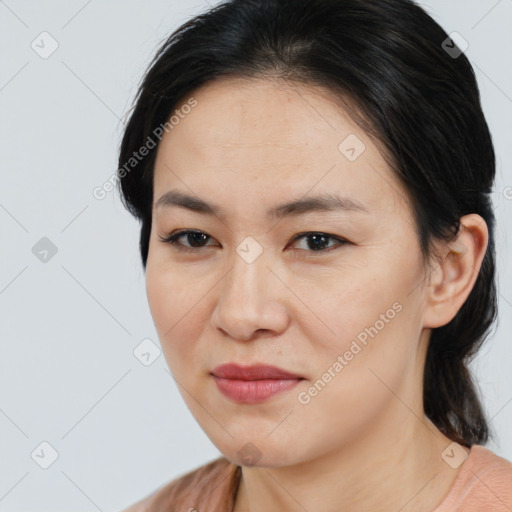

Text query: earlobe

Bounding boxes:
[423,214,488,329]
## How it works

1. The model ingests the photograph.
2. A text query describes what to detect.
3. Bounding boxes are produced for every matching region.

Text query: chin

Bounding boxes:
[217,439,302,468]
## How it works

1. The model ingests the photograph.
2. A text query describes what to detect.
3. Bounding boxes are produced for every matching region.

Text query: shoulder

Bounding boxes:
[119,456,241,512]
[436,445,512,511]
[468,445,512,483]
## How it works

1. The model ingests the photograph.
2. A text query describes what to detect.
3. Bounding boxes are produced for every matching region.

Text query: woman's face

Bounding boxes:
[146,77,432,467]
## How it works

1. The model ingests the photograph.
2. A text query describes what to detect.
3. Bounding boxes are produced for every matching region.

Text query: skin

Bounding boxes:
[143,76,489,512]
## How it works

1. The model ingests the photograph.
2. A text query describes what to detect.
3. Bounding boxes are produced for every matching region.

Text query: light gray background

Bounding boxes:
[0,0,511,510]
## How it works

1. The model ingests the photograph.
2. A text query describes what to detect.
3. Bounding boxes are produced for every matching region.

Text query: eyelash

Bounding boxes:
[158,229,349,255]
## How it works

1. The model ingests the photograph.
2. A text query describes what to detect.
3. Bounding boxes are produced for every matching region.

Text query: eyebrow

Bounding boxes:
[154,190,369,219]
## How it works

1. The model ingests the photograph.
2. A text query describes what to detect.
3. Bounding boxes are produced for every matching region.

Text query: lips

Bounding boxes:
[211,363,304,404]
[211,363,303,380]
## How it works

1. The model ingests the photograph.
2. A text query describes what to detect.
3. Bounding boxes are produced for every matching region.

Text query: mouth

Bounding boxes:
[211,363,305,404]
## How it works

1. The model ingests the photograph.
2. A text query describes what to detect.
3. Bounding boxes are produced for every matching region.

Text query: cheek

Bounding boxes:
[290,307,414,452]
[145,252,204,330]
[300,256,418,381]
[145,268,173,336]
[145,265,203,358]
[291,264,395,350]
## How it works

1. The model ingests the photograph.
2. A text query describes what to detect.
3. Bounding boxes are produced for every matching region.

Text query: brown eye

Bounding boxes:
[158,230,217,252]
[288,232,349,253]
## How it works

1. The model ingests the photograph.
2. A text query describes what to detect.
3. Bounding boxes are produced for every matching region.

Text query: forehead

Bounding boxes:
[152,77,411,220]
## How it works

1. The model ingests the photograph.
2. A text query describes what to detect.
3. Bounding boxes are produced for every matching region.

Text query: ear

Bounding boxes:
[423,214,489,329]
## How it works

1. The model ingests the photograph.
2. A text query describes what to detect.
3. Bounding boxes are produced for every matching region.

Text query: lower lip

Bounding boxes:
[212,376,302,403]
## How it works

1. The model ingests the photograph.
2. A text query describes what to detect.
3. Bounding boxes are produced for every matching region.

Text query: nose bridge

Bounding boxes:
[212,240,287,339]
[225,240,269,302]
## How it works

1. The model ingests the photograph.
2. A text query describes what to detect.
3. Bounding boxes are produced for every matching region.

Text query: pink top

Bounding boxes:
[433,445,512,511]
[122,445,512,511]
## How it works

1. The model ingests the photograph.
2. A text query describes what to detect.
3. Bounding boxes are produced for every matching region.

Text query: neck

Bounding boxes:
[233,410,463,512]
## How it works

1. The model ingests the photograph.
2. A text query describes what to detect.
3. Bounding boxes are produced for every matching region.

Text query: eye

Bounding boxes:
[159,229,349,254]
[288,232,349,254]
[158,229,217,252]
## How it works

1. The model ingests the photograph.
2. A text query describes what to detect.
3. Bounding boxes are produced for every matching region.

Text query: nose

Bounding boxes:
[210,248,289,341]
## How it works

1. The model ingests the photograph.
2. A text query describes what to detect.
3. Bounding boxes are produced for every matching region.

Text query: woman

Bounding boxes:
[117,0,512,510]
